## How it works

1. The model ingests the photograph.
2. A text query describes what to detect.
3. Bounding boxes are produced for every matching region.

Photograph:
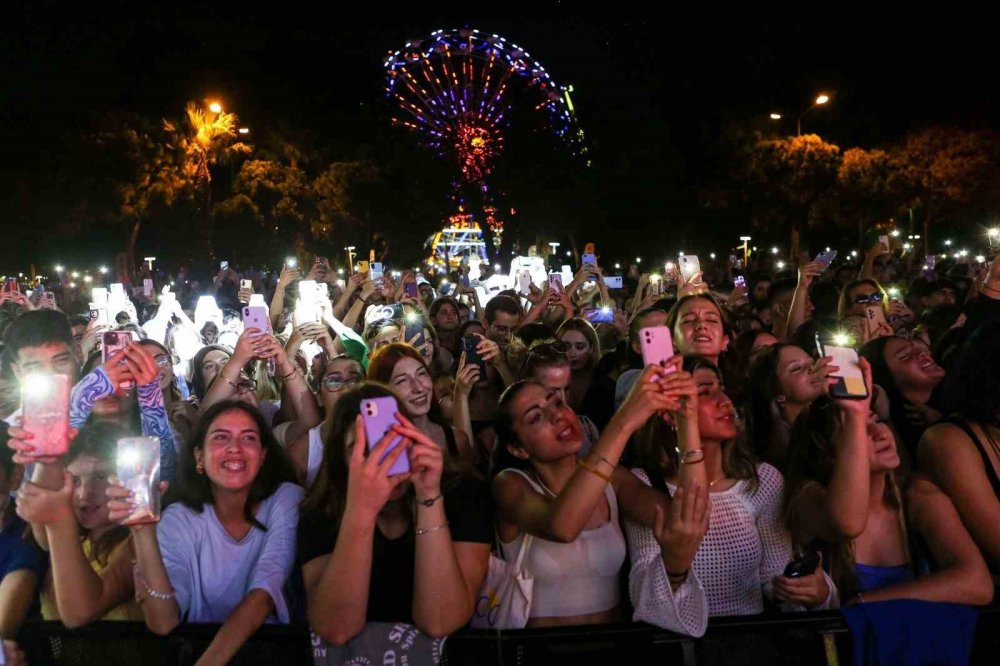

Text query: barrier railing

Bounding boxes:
[14,607,1000,666]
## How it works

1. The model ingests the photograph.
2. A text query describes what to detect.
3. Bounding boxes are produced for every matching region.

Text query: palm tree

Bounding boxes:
[163,101,250,257]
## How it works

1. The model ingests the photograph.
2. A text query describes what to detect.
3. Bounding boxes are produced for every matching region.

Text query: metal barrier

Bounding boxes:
[15,607,1000,666]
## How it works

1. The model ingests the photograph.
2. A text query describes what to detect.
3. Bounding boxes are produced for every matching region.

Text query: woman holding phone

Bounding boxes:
[299,383,491,645]
[106,401,301,664]
[367,344,475,461]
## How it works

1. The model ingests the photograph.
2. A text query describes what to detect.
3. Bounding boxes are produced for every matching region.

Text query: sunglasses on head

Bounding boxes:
[853,293,884,305]
[526,340,568,360]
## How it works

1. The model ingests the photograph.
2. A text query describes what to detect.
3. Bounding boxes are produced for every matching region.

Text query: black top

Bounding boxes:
[296,474,493,623]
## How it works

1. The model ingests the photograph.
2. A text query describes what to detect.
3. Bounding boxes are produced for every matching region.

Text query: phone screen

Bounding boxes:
[220,261,229,270]
[361,397,409,476]
[733,275,747,289]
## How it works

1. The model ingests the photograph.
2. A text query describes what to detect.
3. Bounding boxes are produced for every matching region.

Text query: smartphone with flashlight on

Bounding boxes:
[21,374,71,457]
[679,255,701,281]
[370,262,384,287]
[220,261,229,271]
[586,306,615,324]
[816,335,868,400]
[733,275,747,289]
[116,436,161,525]
[285,257,298,270]
[404,312,426,348]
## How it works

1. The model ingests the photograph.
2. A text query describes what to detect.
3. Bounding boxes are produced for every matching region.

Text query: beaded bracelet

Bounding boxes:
[132,561,175,601]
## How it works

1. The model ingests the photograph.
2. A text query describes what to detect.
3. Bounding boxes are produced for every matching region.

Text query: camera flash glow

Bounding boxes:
[118,447,141,468]
[833,333,850,346]
[22,374,53,399]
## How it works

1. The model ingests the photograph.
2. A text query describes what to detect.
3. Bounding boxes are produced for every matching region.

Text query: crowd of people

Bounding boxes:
[0,240,998,665]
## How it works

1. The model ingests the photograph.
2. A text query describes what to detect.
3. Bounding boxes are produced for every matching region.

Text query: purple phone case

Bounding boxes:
[242,306,271,336]
[404,282,419,298]
[361,397,410,476]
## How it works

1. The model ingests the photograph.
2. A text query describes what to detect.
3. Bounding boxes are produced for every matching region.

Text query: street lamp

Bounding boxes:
[739,236,752,267]
[798,93,830,136]
[238,127,250,135]
[144,256,156,271]
[769,113,782,120]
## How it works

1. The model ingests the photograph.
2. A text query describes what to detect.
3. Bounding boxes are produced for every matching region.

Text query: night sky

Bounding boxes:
[2,4,997,268]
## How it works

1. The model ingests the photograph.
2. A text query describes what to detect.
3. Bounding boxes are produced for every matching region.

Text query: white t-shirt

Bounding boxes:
[156,482,303,623]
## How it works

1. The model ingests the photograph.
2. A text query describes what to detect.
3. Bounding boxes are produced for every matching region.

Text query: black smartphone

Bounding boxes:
[404,313,425,348]
[783,551,820,578]
[461,335,487,375]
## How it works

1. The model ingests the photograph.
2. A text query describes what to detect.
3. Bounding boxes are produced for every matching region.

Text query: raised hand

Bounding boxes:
[343,416,412,527]
[653,483,710,579]
[16,472,76,525]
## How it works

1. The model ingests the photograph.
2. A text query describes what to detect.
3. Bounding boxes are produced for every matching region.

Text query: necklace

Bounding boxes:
[708,477,728,489]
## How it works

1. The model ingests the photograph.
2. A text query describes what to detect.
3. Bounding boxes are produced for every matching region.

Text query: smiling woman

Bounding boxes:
[108,400,302,665]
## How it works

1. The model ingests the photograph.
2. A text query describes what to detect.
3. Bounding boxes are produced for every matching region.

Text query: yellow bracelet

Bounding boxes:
[577,458,613,483]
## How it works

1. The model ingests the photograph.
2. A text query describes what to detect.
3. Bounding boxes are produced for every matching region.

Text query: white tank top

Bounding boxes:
[499,468,626,618]
[305,424,323,487]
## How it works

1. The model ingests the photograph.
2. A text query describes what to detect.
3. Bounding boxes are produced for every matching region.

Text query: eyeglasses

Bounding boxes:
[322,376,360,392]
[852,293,884,305]
[526,340,568,361]
[154,354,172,368]
[489,323,517,337]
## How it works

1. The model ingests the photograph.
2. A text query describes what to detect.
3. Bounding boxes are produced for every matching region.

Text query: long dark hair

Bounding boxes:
[632,358,759,490]
[189,345,232,399]
[783,396,908,599]
[665,294,740,391]
[942,319,1000,424]
[70,422,132,566]
[172,400,297,531]
[301,382,467,530]
[489,380,543,478]
[745,344,789,459]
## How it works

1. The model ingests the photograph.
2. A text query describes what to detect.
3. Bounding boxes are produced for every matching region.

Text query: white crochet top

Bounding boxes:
[624,463,834,637]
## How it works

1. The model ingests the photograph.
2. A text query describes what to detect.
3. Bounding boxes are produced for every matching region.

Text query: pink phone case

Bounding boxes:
[116,436,161,525]
[639,326,675,372]
[361,397,410,476]
[864,305,887,337]
[21,374,71,457]
[242,306,271,337]
[102,332,135,389]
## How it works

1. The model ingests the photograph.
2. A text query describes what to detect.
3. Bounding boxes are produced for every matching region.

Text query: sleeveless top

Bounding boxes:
[855,563,912,593]
[942,417,1000,500]
[498,468,626,618]
[41,538,143,621]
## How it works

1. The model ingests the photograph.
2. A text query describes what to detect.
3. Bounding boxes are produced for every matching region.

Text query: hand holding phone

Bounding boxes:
[116,436,162,525]
[102,331,135,389]
[782,551,820,578]
[462,335,488,376]
[817,340,868,400]
[21,374,71,458]
[242,305,271,337]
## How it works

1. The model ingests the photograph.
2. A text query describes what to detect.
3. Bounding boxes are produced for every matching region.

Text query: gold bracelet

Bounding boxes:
[594,453,617,471]
[577,458,613,483]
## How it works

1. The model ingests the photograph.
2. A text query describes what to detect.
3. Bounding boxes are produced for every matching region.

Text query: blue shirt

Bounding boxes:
[0,511,47,581]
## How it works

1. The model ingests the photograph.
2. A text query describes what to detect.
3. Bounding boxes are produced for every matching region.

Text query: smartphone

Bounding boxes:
[518,269,532,295]
[3,277,19,294]
[102,330,135,389]
[924,255,936,270]
[783,551,820,578]
[878,235,890,253]
[20,374,71,457]
[817,339,868,399]
[242,305,271,337]
[462,335,488,376]
[40,291,56,309]
[220,261,229,271]
[586,306,615,324]
[370,262,384,287]
[814,249,838,269]
[864,305,888,339]
[679,255,701,280]
[648,276,663,296]
[733,275,747,289]
[404,313,426,348]
[143,279,154,297]
[604,276,623,289]
[360,397,410,476]
[285,256,298,269]
[582,253,597,267]
[403,281,419,299]
[241,279,253,291]
[116,436,161,525]
[548,273,563,293]
[639,326,675,371]
[358,260,370,275]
